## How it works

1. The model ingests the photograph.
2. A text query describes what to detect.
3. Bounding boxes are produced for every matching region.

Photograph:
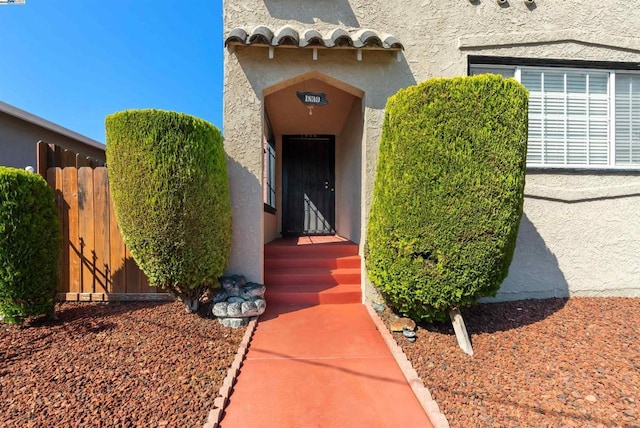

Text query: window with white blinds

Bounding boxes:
[615,74,640,165]
[470,64,640,169]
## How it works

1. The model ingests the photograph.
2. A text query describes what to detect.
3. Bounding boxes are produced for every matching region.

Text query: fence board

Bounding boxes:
[40,143,157,300]
[140,270,152,292]
[37,141,48,177]
[76,154,91,168]
[47,168,65,290]
[109,196,126,293]
[125,247,140,293]
[63,150,75,167]
[63,167,81,293]
[93,168,110,294]
[78,168,95,293]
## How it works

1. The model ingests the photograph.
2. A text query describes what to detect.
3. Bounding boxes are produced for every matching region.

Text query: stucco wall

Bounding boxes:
[0,112,105,168]
[224,48,411,282]
[335,98,363,244]
[224,0,640,297]
[496,174,640,300]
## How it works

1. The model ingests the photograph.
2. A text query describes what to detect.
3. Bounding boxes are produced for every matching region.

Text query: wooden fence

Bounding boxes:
[37,142,169,301]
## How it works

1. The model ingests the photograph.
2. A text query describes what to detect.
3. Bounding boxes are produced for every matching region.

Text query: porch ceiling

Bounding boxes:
[265,78,357,136]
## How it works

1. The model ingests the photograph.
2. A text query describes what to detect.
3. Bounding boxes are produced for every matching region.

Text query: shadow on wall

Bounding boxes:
[263,0,359,26]
[225,155,263,282]
[411,214,569,334]
[364,55,418,110]
[485,212,570,302]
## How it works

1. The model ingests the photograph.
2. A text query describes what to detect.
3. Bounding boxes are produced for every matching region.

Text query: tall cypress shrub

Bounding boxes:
[106,110,231,312]
[366,75,528,321]
[0,167,60,324]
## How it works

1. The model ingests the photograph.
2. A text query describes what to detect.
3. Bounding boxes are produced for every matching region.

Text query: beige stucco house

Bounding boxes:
[223,0,640,301]
[0,101,105,168]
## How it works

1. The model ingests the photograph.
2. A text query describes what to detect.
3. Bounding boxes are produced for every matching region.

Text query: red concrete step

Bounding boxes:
[264,255,361,270]
[264,238,362,305]
[265,243,359,258]
[265,283,362,305]
[265,268,361,286]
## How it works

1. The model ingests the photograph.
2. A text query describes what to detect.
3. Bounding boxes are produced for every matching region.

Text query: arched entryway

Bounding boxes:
[262,71,365,245]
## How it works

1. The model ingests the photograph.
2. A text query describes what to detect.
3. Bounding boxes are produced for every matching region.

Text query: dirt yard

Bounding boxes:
[1,301,244,427]
[384,298,639,428]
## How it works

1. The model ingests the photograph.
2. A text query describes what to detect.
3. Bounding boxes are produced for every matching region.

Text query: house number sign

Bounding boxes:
[297,91,328,106]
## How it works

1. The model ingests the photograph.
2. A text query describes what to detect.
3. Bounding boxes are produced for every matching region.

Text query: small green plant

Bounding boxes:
[106,109,231,312]
[0,167,60,324]
[366,75,528,322]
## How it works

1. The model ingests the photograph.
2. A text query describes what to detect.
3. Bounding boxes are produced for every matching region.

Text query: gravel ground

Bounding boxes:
[0,300,245,427]
[383,298,640,428]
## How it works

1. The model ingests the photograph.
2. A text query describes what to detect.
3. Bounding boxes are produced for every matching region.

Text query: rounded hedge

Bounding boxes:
[366,75,528,321]
[0,167,60,324]
[105,110,231,310]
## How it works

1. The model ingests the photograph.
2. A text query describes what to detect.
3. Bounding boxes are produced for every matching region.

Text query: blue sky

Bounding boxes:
[0,0,223,143]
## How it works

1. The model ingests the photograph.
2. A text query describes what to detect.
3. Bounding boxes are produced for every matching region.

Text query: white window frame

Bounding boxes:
[470,63,640,170]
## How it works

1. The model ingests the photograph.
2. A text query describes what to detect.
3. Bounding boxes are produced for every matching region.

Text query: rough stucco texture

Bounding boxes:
[224,0,640,298]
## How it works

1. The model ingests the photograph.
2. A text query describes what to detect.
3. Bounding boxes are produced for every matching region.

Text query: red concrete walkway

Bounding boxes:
[220,303,434,428]
[219,237,435,427]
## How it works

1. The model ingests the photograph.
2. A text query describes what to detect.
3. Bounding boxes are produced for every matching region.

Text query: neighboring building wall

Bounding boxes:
[0,112,105,168]
[224,0,640,298]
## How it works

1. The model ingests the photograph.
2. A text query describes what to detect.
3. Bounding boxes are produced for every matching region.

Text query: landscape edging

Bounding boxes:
[202,316,258,428]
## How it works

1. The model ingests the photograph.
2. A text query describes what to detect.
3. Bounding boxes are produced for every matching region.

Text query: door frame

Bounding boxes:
[281,135,336,236]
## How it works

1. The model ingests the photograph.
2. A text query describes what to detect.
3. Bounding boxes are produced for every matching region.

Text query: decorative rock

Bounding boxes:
[212,292,228,304]
[212,302,228,317]
[241,282,266,300]
[390,317,416,332]
[212,275,267,326]
[241,301,257,314]
[219,317,250,328]
[402,329,417,338]
[406,337,417,343]
[372,302,386,313]
[220,275,246,297]
[226,302,242,317]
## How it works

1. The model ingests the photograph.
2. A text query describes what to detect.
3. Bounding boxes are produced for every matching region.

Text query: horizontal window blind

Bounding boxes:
[615,74,640,165]
[470,62,640,168]
[523,69,609,166]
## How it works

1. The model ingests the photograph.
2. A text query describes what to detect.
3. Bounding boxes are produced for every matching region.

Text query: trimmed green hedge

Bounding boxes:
[0,167,60,324]
[366,75,528,321]
[106,109,231,311]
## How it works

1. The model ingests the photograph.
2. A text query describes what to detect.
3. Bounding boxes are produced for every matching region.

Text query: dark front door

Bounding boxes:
[282,136,335,236]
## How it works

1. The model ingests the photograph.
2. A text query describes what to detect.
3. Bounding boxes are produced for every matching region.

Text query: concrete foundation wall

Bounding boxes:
[224,0,640,297]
